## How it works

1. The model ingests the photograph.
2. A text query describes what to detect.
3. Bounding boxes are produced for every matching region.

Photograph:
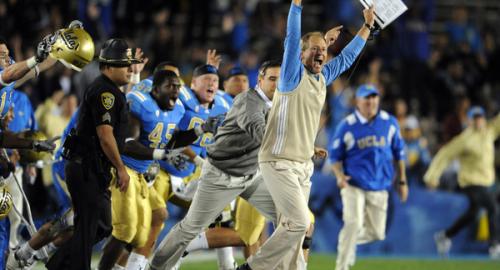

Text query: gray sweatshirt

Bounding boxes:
[207,88,270,176]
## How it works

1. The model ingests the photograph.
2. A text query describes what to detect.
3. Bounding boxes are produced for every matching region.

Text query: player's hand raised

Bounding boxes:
[131,48,148,74]
[35,33,57,63]
[206,49,222,69]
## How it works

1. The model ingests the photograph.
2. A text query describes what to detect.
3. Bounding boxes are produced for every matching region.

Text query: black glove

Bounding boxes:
[32,136,60,152]
[35,33,57,63]
[162,148,190,171]
[201,113,226,134]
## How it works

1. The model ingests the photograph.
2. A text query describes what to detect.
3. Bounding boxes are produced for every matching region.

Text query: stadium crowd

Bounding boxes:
[1,0,500,267]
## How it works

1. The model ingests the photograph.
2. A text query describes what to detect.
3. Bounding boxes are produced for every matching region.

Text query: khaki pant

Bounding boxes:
[150,161,277,270]
[248,160,314,270]
[336,185,388,270]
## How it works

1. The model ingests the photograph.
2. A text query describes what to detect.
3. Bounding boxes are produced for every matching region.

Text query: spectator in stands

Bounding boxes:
[441,95,470,143]
[403,115,431,186]
[327,76,355,138]
[446,6,483,54]
[394,98,408,127]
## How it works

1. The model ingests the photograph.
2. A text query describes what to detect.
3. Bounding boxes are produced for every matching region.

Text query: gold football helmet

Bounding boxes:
[18,131,51,163]
[50,21,95,72]
[0,186,13,220]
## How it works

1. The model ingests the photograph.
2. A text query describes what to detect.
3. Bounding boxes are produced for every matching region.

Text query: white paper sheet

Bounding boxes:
[359,0,408,29]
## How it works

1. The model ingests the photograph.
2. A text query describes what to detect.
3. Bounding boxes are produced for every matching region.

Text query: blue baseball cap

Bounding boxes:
[356,84,379,98]
[193,64,218,77]
[467,106,485,119]
[226,66,247,80]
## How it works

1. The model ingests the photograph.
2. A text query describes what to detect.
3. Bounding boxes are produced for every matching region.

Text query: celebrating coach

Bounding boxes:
[237,1,375,270]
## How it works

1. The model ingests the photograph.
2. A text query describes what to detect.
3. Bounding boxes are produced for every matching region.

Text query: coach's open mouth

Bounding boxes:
[314,57,323,66]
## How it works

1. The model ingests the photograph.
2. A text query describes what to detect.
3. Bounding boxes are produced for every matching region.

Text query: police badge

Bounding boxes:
[101,92,115,110]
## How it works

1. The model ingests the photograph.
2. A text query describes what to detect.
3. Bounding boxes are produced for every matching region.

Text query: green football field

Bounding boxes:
[32,254,499,269]
[178,254,499,270]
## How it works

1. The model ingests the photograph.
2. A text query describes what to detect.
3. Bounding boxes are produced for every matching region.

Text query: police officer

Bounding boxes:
[46,38,141,270]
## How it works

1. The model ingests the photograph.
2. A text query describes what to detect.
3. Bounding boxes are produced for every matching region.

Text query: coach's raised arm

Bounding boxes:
[279,0,374,94]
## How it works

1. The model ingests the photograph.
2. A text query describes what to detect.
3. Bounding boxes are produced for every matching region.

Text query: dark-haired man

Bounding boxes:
[45,38,142,270]
[219,66,249,107]
[100,67,221,270]
[180,61,282,267]
[150,60,284,270]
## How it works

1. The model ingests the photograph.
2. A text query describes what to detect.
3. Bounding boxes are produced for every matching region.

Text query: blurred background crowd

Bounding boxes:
[1,0,500,256]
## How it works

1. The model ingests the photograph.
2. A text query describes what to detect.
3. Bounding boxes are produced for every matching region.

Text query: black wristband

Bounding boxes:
[398,181,407,186]
[365,23,375,31]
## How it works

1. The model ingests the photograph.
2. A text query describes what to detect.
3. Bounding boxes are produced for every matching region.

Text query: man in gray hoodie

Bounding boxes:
[150,60,282,270]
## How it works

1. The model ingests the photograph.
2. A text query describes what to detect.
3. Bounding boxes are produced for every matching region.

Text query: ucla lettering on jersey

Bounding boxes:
[329,110,405,191]
[162,87,230,177]
[357,135,386,149]
[121,90,185,173]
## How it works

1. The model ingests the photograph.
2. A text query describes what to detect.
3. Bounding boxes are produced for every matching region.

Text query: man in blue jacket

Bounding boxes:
[330,84,408,270]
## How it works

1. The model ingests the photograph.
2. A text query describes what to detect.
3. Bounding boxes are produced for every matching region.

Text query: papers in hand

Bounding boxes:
[359,0,408,29]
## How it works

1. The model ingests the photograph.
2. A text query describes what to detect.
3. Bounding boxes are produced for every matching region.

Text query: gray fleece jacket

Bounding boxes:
[207,88,270,176]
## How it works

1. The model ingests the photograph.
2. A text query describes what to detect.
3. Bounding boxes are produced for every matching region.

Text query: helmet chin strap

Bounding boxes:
[59,58,82,72]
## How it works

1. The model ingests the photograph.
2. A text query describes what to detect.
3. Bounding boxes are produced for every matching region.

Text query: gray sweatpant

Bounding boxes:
[150,161,277,269]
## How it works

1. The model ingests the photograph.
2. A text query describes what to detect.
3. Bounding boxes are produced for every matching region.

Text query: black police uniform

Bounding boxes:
[47,39,134,270]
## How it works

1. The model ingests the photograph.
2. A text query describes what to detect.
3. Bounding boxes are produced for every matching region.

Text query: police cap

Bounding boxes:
[98,38,142,66]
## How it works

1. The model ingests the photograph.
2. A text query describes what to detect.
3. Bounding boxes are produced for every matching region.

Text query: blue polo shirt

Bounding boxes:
[329,110,405,191]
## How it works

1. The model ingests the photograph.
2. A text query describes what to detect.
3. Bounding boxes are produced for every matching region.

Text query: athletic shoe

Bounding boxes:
[236,263,252,270]
[489,244,500,259]
[434,231,451,257]
[221,261,238,270]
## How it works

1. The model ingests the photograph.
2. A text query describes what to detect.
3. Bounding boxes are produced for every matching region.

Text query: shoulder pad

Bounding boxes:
[344,131,355,150]
[214,94,231,111]
[169,99,186,123]
[127,91,156,115]
[216,90,226,97]
[175,98,184,108]
[174,99,186,115]
[131,78,153,93]
[379,110,390,120]
[346,114,357,125]
[179,86,199,111]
